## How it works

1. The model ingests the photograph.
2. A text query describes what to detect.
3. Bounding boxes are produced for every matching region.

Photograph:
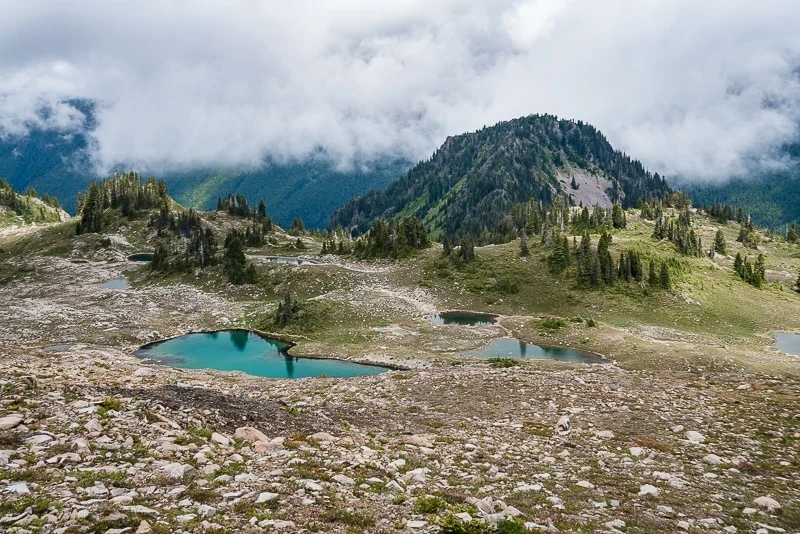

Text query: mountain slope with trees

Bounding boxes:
[330,114,671,240]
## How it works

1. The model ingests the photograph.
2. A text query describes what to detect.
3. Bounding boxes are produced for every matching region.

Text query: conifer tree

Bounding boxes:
[787,222,799,244]
[734,252,744,278]
[648,260,657,286]
[795,269,800,293]
[713,229,727,255]
[660,261,671,290]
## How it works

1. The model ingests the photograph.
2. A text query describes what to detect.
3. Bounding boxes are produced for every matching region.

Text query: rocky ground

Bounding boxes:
[0,247,799,532]
[1,347,798,534]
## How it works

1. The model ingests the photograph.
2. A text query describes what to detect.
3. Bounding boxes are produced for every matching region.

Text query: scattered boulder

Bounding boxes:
[0,414,23,431]
[753,496,781,512]
[685,431,706,444]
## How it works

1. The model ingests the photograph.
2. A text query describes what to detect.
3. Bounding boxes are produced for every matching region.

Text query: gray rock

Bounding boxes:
[197,504,216,518]
[685,431,705,444]
[0,414,23,431]
[255,492,279,504]
[753,496,781,512]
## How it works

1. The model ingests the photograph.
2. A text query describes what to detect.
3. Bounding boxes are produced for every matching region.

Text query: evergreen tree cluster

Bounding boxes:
[223,231,257,284]
[274,294,301,327]
[652,206,703,257]
[150,210,219,273]
[548,230,671,290]
[76,172,168,234]
[736,219,760,249]
[320,239,352,255]
[352,217,430,259]
[733,252,766,288]
[570,203,627,233]
[704,203,745,224]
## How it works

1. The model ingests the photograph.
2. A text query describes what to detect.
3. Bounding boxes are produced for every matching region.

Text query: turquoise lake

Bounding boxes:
[774,333,800,356]
[427,311,498,326]
[464,337,604,364]
[134,330,388,379]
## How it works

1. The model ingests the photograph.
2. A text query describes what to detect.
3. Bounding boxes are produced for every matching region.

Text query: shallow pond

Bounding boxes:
[774,333,800,356]
[128,253,154,262]
[135,330,388,379]
[463,337,604,364]
[41,344,75,352]
[98,277,129,290]
[264,257,319,266]
[427,311,498,326]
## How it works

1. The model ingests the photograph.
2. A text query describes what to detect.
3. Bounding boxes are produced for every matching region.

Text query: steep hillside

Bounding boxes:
[0,100,408,228]
[0,178,69,227]
[331,114,671,238]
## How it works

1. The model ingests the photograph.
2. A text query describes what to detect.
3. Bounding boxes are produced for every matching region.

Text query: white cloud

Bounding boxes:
[0,0,799,180]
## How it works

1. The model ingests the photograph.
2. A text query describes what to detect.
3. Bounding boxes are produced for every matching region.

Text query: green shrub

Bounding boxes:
[487,358,519,368]
[414,495,447,514]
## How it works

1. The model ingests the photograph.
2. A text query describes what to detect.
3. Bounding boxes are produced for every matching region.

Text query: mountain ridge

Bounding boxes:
[330,114,671,238]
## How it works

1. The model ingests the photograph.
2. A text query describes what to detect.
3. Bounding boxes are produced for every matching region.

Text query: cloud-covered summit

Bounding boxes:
[1,0,799,180]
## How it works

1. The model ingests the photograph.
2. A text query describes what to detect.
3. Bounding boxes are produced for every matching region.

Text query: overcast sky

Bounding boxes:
[1,0,799,181]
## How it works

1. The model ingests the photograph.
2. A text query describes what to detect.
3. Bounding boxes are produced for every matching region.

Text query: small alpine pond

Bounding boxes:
[774,333,800,356]
[134,330,388,379]
[426,311,498,326]
[98,277,129,290]
[463,337,605,364]
[128,253,154,262]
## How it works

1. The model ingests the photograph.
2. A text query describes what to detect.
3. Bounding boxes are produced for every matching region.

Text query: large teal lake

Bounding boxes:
[135,330,388,379]
[464,337,604,364]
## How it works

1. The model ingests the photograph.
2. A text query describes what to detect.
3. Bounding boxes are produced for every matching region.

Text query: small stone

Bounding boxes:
[407,520,428,529]
[629,447,643,457]
[255,492,279,504]
[308,432,338,442]
[211,433,230,446]
[595,430,615,439]
[175,514,196,523]
[639,484,660,497]
[303,480,324,492]
[703,454,724,465]
[685,431,705,444]
[555,415,571,434]
[605,519,626,529]
[233,426,270,442]
[5,482,30,495]
[133,368,155,377]
[162,463,196,479]
[576,480,595,489]
[135,520,153,534]
[753,496,781,512]
[677,521,690,531]
[84,419,103,433]
[332,474,355,486]
[742,508,757,515]
[197,505,216,518]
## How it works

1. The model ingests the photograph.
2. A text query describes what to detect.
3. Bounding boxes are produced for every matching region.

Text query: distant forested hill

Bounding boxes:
[331,114,671,238]
[0,100,408,228]
[680,145,800,229]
